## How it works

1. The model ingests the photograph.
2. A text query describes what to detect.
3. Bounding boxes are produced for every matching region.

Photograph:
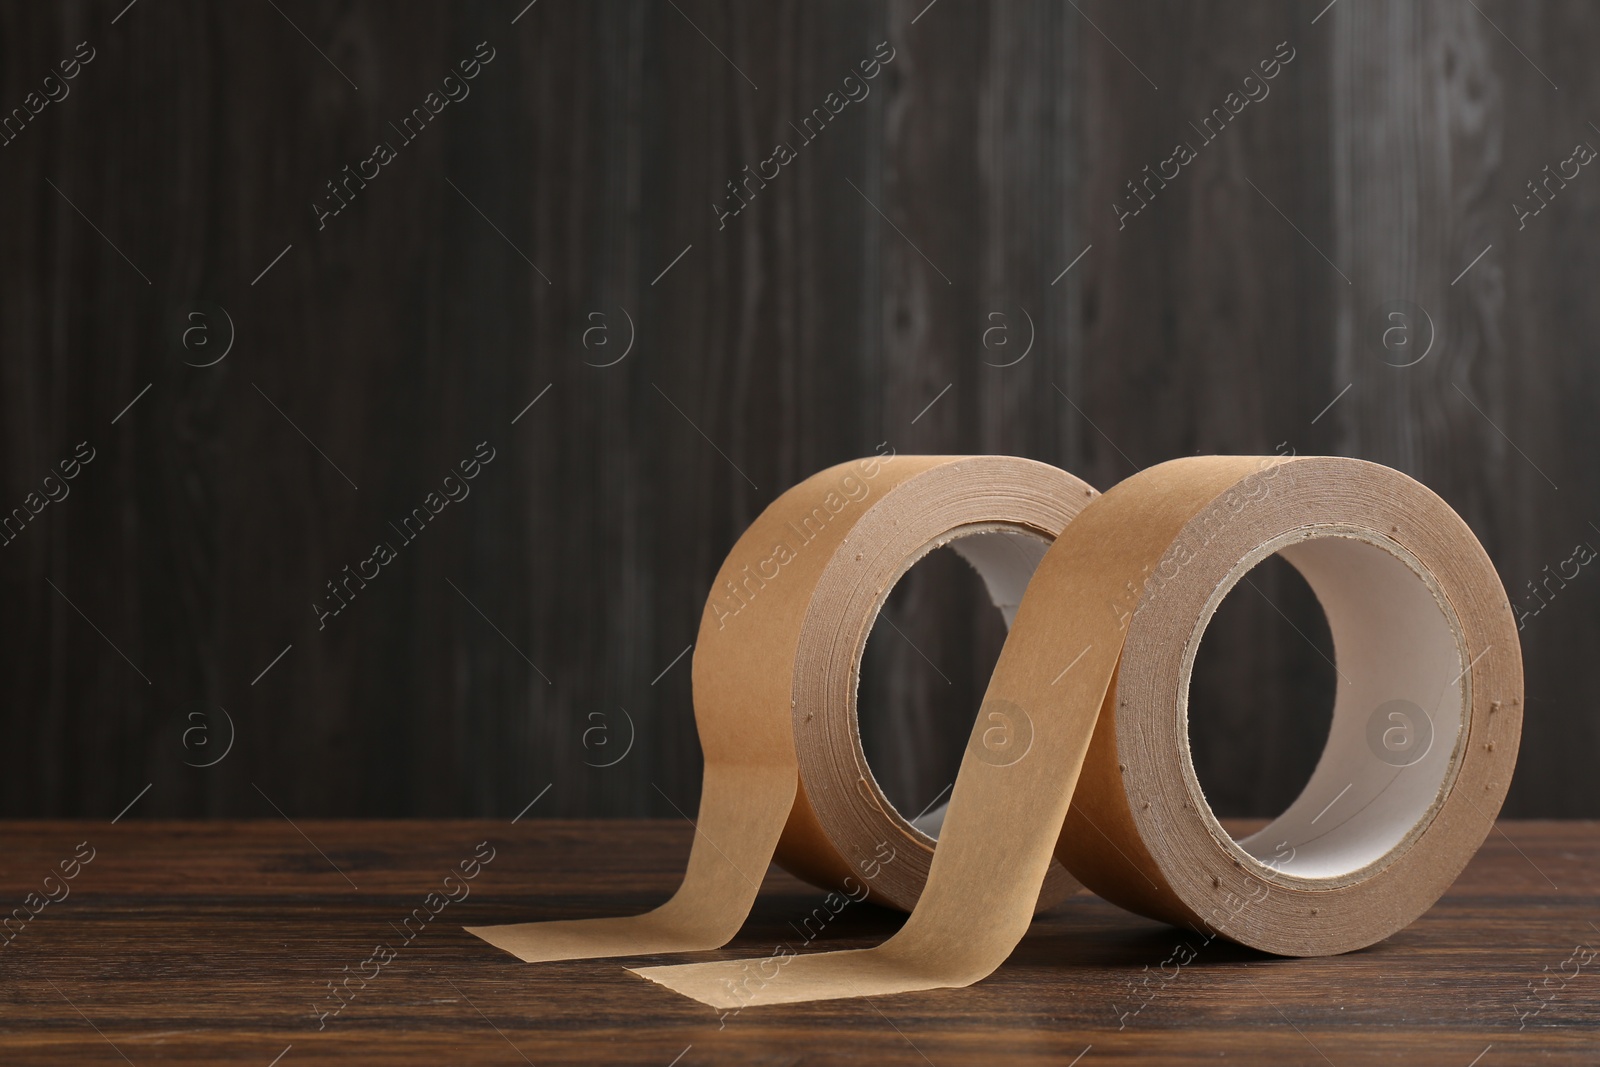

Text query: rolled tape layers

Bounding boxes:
[631,455,1522,1007]
[467,454,1098,963]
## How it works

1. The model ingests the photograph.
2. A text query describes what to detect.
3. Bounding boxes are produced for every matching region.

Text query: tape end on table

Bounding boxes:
[628,962,748,1010]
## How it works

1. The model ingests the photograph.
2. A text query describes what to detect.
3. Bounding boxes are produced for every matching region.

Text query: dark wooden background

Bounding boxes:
[0,0,1593,822]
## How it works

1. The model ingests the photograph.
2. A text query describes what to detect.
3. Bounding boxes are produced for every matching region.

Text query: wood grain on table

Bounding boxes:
[0,819,1594,1066]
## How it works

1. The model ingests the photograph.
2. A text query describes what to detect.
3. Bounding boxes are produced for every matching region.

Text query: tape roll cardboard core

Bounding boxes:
[1187,530,1467,883]
[861,527,1049,839]
[780,467,1093,913]
[808,523,1079,911]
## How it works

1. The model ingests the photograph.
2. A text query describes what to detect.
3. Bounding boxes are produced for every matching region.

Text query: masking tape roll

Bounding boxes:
[633,454,1522,1007]
[467,454,1097,963]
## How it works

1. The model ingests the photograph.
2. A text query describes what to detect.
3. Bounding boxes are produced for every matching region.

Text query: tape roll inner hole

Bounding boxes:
[1182,530,1468,882]
[859,526,1049,842]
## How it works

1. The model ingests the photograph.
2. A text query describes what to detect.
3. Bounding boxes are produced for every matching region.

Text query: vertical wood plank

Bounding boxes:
[0,0,1592,821]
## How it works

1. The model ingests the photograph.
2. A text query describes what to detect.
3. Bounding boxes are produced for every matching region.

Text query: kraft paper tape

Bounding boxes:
[632,454,1522,1007]
[467,454,1098,963]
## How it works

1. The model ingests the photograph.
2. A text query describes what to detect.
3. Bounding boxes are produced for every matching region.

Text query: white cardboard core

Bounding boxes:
[868,527,1051,840]
[1189,531,1468,882]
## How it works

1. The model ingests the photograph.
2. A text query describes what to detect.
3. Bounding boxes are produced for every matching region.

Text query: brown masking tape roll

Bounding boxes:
[633,454,1522,1007]
[467,454,1097,963]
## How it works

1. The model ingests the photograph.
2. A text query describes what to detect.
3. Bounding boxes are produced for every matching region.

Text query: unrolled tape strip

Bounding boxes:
[467,455,1098,963]
[631,454,1522,1007]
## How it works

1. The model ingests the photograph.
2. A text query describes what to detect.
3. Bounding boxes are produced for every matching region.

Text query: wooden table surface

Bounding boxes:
[0,819,1594,1066]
